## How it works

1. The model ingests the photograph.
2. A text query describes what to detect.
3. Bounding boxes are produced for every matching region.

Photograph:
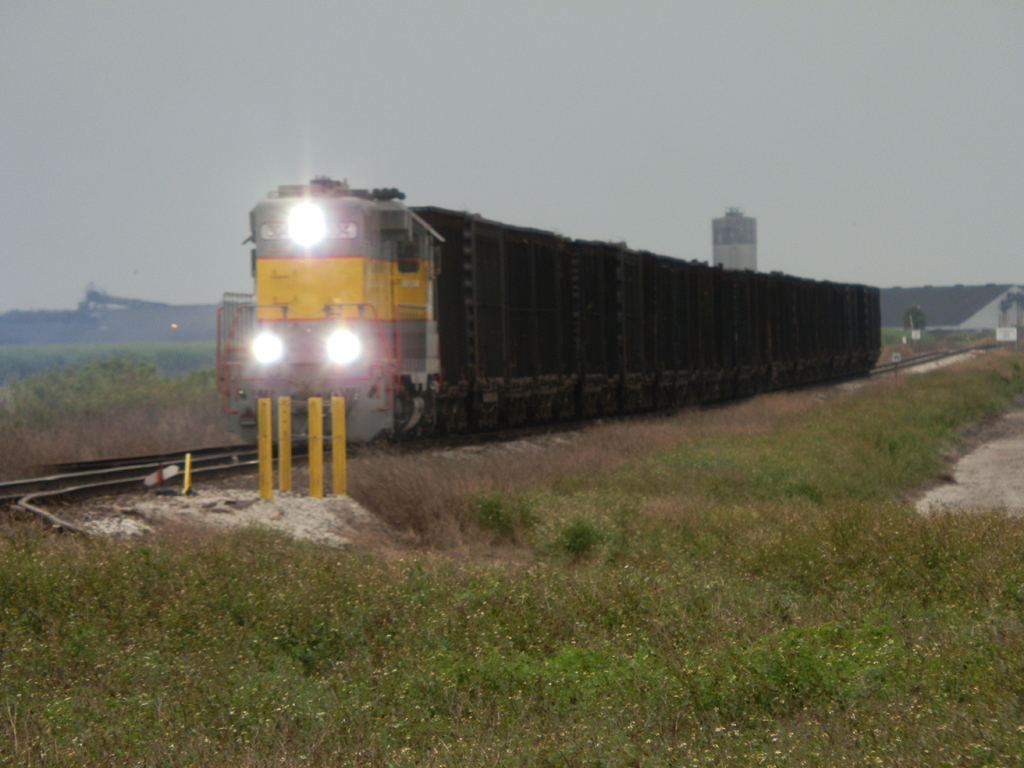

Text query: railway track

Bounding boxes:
[869,343,996,375]
[1,445,262,535]
[1,444,259,503]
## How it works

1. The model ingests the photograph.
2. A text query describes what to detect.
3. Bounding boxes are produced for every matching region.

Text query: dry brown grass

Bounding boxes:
[346,383,866,547]
[0,401,240,480]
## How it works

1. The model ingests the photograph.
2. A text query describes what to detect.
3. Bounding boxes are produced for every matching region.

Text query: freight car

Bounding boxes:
[217,178,880,444]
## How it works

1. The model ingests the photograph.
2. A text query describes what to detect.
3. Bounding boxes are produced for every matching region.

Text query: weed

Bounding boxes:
[558,517,605,557]
[470,491,537,540]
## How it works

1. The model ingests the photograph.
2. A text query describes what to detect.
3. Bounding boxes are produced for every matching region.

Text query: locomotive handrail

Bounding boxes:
[217,301,257,413]
[216,304,224,390]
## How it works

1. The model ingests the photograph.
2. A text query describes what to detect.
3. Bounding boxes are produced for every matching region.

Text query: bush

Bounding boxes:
[471,491,536,540]
[558,517,604,557]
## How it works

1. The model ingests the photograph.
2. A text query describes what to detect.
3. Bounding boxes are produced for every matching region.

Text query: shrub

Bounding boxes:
[559,517,604,557]
[470,491,537,540]
[0,358,215,426]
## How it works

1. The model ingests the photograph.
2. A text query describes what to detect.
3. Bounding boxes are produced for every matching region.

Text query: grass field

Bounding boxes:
[0,358,235,479]
[3,354,1024,765]
[0,341,216,383]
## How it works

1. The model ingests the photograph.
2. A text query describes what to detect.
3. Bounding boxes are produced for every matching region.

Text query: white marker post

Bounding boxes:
[143,465,179,487]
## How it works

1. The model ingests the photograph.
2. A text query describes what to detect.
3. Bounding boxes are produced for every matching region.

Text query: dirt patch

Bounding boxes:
[904,349,985,374]
[67,488,409,550]
[916,399,1024,516]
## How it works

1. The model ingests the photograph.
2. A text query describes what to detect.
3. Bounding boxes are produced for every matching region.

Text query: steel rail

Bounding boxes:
[870,343,996,375]
[0,447,257,503]
[51,443,257,474]
[10,459,262,535]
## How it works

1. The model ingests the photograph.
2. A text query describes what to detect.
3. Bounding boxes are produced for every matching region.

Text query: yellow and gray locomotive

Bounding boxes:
[218,178,445,443]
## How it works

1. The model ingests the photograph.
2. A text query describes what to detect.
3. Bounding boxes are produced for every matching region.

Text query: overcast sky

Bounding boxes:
[1,1,1021,312]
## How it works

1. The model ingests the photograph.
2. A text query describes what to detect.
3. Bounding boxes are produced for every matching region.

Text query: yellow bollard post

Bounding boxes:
[258,398,272,501]
[308,397,323,498]
[278,396,291,492]
[332,396,346,496]
[182,453,192,495]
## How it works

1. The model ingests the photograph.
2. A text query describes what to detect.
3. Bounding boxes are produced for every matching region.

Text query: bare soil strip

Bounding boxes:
[78,487,404,550]
[916,405,1024,515]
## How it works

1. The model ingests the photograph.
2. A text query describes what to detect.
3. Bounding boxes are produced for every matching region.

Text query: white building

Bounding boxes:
[712,208,756,271]
[880,285,1024,330]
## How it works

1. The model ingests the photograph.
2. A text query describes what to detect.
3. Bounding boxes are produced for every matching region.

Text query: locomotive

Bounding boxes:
[217,178,880,444]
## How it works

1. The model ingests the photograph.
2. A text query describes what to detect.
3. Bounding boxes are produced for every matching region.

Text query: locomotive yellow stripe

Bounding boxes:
[255,255,431,322]
[256,256,365,320]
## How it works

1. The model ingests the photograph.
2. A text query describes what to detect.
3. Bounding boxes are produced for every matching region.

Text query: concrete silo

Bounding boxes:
[713,208,756,271]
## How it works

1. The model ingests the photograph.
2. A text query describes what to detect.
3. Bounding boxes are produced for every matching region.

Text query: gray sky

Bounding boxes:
[1,1,1021,312]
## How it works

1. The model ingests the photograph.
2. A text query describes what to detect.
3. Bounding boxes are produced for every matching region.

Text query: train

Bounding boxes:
[217,178,880,444]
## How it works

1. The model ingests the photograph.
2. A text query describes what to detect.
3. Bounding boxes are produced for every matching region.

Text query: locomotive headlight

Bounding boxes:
[326,329,361,364]
[288,202,327,246]
[252,332,284,364]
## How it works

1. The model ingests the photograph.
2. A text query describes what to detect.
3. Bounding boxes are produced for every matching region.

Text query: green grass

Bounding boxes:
[596,359,1023,506]
[0,358,216,427]
[880,328,995,346]
[0,341,215,383]
[0,358,228,478]
[4,358,1024,765]
[471,491,537,541]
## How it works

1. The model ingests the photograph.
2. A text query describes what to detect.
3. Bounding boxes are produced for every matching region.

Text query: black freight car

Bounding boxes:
[415,206,880,431]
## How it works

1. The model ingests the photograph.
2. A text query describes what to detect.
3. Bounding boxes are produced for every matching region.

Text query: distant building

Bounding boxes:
[0,289,217,345]
[879,284,1024,331]
[713,208,756,271]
